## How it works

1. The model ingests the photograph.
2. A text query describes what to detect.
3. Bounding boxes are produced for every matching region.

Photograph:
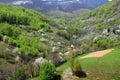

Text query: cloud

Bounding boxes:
[41,0,81,4]
[41,0,47,1]
[11,0,33,5]
[108,0,112,1]
[40,0,79,2]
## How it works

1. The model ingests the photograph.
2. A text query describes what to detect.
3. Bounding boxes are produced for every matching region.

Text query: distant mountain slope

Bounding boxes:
[46,9,90,19]
[0,0,108,12]
[0,0,109,19]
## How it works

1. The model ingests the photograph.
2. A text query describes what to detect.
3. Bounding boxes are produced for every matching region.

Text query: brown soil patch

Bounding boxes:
[80,49,114,59]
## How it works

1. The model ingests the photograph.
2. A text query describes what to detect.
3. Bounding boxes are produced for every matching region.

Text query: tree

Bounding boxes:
[72,59,86,77]
[66,51,86,77]
[19,32,39,56]
[39,61,57,80]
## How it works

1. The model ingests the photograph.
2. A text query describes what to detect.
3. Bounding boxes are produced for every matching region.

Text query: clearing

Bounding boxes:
[80,49,114,59]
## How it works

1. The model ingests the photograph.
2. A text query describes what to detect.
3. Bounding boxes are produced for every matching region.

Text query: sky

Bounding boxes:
[11,0,33,5]
[11,0,81,5]
[3,0,112,6]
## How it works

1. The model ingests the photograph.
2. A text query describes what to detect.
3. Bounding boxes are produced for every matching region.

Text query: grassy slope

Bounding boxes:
[80,48,120,80]
[57,48,120,80]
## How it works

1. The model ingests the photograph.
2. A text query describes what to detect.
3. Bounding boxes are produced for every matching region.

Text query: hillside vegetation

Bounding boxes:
[0,3,71,80]
[57,48,120,80]
[0,3,71,56]
[68,0,120,53]
[46,9,90,20]
[0,0,120,80]
[56,1,120,79]
[79,48,120,80]
[73,0,120,30]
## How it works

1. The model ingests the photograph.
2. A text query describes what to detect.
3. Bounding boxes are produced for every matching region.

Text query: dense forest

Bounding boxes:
[0,3,70,80]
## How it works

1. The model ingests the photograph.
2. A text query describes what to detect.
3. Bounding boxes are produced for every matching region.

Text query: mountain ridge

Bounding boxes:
[0,0,108,18]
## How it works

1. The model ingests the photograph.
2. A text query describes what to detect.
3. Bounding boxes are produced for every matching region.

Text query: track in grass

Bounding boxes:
[80,49,114,59]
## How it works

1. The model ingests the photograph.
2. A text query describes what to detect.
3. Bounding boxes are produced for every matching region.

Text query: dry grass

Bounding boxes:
[80,49,114,59]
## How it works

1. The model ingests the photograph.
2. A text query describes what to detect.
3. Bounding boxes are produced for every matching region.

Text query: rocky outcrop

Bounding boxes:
[34,57,47,66]
[102,28,110,36]
[12,47,19,54]
[46,53,65,66]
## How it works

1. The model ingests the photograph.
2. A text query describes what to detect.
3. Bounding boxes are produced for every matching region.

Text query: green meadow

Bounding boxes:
[57,48,120,80]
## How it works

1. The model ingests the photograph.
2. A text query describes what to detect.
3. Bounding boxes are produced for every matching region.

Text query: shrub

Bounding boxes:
[40,23,51,32]
[115,19,120,24]
[0,33,3,40]
[66,51,86,77]
[39,61,58,80]
[14,66,25,80]
[95,24,103,30]
[8,66,26,80]
[57,30,69,40]
[72,59,86,78]
[65,50,75,61]
[0,23,19,38]
[25,62,39,78]
[7,37,19,46]
[19,32,39,56]
[72,59,82,73]
[96,38,110,49]
[46,53,65,66]
[80,43,91,53]
[39,42,49,53]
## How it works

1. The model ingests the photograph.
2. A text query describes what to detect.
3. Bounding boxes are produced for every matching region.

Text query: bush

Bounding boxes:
[13,66,26,80]
[39,61,59,80]
[7,66,26,80]
[57,30,70,40]
[40,23,51,32]
[19,32,39,56]
[66,51,86,78]
[65,50,75,61]
[72,59,82,73]
[80,43,90,53]
[95,24,103,30]
[72,59,86,78]
[0,33,3,40]
[0,23,19,38]
[96,38,110,49]
[25,63,39,78]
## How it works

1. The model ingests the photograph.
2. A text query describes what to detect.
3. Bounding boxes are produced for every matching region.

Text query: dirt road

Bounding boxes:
[80,49,114,59]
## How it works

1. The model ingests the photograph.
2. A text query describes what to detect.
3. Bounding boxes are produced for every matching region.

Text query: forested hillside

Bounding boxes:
[73,0,120,31]
[0,3,71,80]
[0,3,72,55]
[68,0,120,53]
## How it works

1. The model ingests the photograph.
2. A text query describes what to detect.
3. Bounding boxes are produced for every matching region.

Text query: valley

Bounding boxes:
[0,0,120,80]
[0,0,109,20]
